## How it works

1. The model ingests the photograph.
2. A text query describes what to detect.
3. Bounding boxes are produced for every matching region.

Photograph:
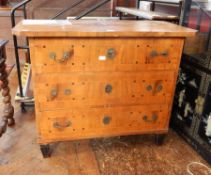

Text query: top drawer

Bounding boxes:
[30,38,184,73]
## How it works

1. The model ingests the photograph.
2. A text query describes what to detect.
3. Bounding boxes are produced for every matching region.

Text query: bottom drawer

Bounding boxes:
[37,104,170,143]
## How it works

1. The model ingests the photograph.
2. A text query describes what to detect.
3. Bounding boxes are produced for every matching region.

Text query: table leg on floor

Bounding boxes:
[0,59,15,137]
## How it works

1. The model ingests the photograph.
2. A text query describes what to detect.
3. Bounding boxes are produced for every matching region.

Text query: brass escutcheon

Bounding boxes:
[106,48,116,59]
[103,116,111,125]
[105,84,112,94]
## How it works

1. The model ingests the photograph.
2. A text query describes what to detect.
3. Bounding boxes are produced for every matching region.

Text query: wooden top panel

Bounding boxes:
[12,20,196,38]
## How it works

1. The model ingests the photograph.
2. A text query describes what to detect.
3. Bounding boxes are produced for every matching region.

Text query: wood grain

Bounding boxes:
[29,38,184,73]
[12,20,196,37]
[36,104,169,144]
[33,72,174,112]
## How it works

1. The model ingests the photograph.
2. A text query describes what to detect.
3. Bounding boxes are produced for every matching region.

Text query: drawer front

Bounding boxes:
[34,71,175,111]
[37,105,169,142]
[30,38,183,73]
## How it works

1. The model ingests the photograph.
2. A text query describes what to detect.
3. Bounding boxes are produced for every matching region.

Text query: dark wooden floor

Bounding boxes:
[0,69,210,175]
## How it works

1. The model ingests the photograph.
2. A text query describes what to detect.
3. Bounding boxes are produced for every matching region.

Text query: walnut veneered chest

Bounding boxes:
[12,20,196,157]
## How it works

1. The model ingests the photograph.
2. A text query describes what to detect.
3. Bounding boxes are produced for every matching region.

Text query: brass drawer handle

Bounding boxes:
[49,51,73,63]
[53,121,72,129]
[106,48,116,59]
[103,116,111,125]
[150,50,169,58]
[143,114,158,123]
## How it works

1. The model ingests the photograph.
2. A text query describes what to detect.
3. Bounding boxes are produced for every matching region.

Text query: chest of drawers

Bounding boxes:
[12,20,196,157]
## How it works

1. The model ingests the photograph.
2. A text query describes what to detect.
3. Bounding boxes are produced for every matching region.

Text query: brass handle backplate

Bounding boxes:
[146,83,163,93]
[53,121,72,129]
[146,85,153,91]
[150,50,169,58]
[49,50,73,63]
[156,84,163,92]
[143,114,158,123]
[64,89,71,95]
[160,51,168,57]
[48,86,58,101]
[106,48,116,59]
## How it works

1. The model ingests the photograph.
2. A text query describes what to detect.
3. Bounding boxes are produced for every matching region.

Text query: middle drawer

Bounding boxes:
[34,71,175,111]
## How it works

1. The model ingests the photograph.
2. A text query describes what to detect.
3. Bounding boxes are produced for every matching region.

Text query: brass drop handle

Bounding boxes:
[49,50,73,63]
[53,121,72,129]
[143,114,158,122]
[106,48,116,59]
[48,86,58,101]
[150,50,169,58]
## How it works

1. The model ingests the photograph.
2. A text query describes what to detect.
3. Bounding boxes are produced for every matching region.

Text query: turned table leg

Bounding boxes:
[0,42,15,137]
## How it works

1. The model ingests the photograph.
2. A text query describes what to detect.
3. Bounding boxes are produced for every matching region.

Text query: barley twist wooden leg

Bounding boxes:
[0,60,15,137]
